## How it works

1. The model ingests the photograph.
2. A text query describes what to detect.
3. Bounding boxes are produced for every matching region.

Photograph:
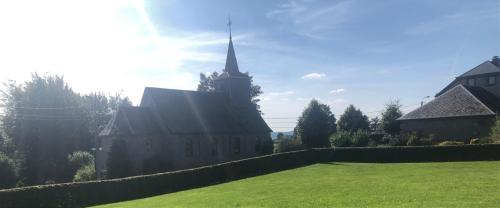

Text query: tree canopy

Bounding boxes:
[296,99,337,148]
[197,72,263,111]
[337,105,370,133]
[381,100,403,136]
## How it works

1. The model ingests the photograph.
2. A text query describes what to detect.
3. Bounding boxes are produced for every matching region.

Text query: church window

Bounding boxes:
[233,138,241,154]
[185,139,193,157]
[488,76,496,86]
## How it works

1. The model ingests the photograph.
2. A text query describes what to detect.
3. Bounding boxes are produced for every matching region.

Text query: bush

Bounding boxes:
[68,151,94,172]
[0,153,17,189]
[73,165,96,182]
[438,141,465,146]
[405,133,420,146]
[386,135,407,146]
[275,138,305,153]
[352,130,370,147]
[330,131,352,147]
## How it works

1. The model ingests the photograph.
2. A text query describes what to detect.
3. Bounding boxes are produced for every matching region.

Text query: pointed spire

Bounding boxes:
[224,16,239,73]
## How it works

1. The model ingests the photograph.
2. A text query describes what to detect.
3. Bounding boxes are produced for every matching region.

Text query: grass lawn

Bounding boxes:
[93,162,500,208]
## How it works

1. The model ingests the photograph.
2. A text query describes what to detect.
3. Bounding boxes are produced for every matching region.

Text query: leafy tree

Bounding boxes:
[369,117,380,132]
[197,72,263,111]
[106,139,133,179]
[73,165,95,182]
[275,138,304,153]
[296,100,337,148]
[330,131,352,147]
[381,100,403,136]
[0,153,17,189]
[490,116,500,143]
[67,151,94,175]
[276,132,285,140]
[337,105,369,133]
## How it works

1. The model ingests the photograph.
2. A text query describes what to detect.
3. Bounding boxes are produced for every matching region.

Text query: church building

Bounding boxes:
[96,28,272,176]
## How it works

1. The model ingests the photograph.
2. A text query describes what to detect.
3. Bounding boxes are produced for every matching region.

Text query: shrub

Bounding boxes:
[68,151,94,171]
[73,165,96,182]
[0,153,17,189]
[438,141,465,146]
[330,131,352,147]
[352,130,370,147]
[405,132,420,146]
[387,135,407,146]
[275,138,305,153]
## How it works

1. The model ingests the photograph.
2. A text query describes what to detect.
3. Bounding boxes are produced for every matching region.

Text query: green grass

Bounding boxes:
[93,162,500,208]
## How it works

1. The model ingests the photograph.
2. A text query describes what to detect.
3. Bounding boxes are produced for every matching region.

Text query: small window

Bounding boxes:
[185,139,193,157]
[233,138,241,154]
[488,76,496,86]
[468,78,475,86]
[211,138,218,156]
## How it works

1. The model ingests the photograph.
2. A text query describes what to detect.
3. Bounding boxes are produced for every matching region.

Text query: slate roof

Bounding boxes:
[398,85,498,121]
[138,87,270,135]
[457,61,500,78]
[99,106,163,136]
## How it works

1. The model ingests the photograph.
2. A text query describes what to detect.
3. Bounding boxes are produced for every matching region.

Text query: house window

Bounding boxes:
[211,138,218,156]
[233,138,241,154]
[488,76,496,86]
[467,78,475,86]
[185,139,193,157]
[145,138,153,152]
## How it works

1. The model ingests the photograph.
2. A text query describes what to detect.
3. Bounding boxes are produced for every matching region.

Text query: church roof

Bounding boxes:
[224,37,239,74]
[99,106,163,136]
[457,61,500,78]
[399,85,499,121]
[140,87,270,135]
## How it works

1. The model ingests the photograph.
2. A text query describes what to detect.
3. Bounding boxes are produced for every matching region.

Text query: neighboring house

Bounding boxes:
[96,33,272,176]
[399,56,500,142]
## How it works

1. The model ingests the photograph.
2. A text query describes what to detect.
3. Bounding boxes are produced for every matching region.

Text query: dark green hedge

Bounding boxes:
[0,144,498,208]
[331,144,500,162]
[0,149,330,208]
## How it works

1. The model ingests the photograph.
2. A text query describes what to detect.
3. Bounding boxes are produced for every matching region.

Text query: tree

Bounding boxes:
[197,72,263,111]
[296,100,337,148]
[490,116,500,142]
[337,105,370,133]
[381,100,403,136]
[67,151,94,176]
[73,164,95,182]
[106,139,133,179]
[369,117,380,133]
[276,132,285,140]
[0,153,17,189]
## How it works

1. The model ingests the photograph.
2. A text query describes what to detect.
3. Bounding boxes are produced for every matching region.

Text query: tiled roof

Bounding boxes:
[99,106,162,136]
[458,61,500,78]
[399,85,498,120]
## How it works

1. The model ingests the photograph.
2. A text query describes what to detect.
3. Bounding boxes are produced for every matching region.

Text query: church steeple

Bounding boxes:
[224,16,239,73]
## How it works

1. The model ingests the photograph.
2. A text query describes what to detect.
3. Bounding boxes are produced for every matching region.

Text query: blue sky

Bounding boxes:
[0,0,499,131]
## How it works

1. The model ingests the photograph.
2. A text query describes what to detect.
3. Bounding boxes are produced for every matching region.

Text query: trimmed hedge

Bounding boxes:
[332,144,500,162]
[0,144,499,208]
[0,149,331,208]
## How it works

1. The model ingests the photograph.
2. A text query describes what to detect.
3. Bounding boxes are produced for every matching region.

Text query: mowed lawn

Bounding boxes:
[93,162,500,208]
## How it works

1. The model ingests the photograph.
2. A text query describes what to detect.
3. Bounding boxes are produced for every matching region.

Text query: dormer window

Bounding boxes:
[488,76,496,86]
[467,78,475,86]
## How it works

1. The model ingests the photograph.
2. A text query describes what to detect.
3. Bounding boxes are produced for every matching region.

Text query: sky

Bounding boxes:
[0,0,499,132]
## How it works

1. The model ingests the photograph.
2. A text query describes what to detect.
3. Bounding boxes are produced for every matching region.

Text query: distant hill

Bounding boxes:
[271,131,294,140]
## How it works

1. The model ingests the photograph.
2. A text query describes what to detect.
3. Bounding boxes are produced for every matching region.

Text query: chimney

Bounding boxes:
[492,56,500,67]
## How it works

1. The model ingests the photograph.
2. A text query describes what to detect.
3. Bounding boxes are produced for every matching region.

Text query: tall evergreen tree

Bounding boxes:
[296,100,337,148]
[337,105,370,133]
[381,100,403,136]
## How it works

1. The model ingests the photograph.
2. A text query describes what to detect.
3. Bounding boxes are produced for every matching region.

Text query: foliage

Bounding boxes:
[330,131,352,147]
[275,138,305,153]
[489,116,500,142]
[68,151,94,175]
[405,132,420,146]
[352,130,370,147]
[0,153,17,189]
[197,71,263,111]
[73,165,96,182]
[381,100,403,135]
[93,162,500,208]
[438,141,465,146]
[296,99,337,148]
[337,105,369,133]
[106,139,133,179]
[369,117,380,132]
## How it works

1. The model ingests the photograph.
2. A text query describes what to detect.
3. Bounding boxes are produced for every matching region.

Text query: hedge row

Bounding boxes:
[1,144,499,208]
[0,149,330,208]
[332,144,500,162]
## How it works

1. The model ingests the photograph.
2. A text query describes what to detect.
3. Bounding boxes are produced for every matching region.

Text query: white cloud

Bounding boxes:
[259,90,295,101]
[329,88,345,94]
[301,73,326,80]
